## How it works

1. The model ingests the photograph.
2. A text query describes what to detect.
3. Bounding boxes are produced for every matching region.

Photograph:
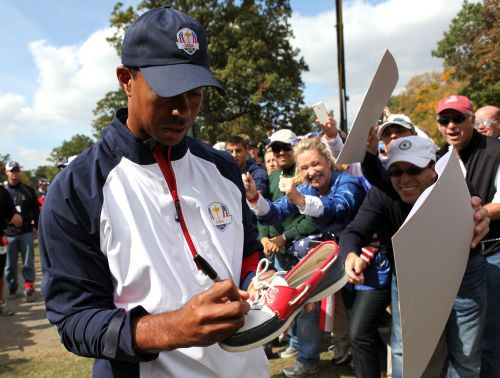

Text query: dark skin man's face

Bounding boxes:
[117,67,204,146]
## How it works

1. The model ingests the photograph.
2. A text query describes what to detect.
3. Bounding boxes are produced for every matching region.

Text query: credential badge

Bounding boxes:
[176,28,199,55]
[208,202,233,231]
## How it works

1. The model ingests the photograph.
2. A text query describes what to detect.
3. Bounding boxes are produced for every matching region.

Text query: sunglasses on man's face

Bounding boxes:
[271,143,293,153]
[388,165,427,178]
[437,114,467,126]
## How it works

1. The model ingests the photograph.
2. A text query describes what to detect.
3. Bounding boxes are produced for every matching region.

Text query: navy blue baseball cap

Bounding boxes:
[121,6,224,97]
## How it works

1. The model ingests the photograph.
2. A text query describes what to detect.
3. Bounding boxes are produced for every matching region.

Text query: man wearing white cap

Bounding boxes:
[341,136,490,377]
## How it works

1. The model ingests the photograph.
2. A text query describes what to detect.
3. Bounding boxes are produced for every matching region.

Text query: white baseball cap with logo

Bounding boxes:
[267,129,297,147]
[386,136,437,168]
[378,114,416,139]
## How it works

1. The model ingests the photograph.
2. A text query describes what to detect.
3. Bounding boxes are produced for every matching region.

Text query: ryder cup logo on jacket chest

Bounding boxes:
[176,28,199,55]
[208,202,233,231]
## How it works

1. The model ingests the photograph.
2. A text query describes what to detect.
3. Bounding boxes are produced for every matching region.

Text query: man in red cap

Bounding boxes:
[436,95,500,377]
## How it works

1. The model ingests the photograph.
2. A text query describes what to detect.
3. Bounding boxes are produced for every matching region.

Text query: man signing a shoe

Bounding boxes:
[39,7,268,378]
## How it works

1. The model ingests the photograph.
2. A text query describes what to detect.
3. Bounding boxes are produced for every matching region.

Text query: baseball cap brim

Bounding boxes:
[142,64,224,98]
[378,121,414,139]
[387,155,431,169]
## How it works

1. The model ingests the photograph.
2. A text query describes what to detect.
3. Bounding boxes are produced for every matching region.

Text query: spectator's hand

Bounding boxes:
[261,237,280,255]
[10,213,22,228]
[366,125,380,155]
[270,235,286,250]
[344,252,366,284]
[133,280,249,351]
[303,303,316,313]
[242,173,258,201]
[279,176,305,208]
[316,112,338,141]
[470,196,490,249]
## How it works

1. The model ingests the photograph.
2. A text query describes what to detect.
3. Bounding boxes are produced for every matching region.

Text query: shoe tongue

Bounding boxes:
[270,275,288,287]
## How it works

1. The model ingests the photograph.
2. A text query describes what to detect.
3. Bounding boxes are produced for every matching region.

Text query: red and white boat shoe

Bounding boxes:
[219,241,346,352]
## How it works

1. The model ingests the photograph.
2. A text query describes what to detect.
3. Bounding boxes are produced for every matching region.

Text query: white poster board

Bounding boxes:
[336,50,399,165]
[392,151,473,378]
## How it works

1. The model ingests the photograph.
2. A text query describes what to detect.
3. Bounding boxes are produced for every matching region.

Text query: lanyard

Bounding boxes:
[153,146,221,282]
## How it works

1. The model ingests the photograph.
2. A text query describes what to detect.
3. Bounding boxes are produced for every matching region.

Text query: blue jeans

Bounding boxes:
[5,232,35,292]
[296,302,321,365]
[391,256,486,378]
[480,251,500,378]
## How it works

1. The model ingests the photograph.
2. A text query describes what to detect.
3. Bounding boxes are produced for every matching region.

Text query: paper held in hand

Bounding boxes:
[392,151,473,378]
[335,49,398,165]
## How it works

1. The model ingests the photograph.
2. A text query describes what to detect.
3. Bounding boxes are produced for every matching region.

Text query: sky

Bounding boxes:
[0,0,465,170]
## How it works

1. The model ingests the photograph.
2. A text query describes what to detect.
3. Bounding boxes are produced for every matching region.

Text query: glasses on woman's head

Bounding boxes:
[388,165,428,178]
[437,114,467,126]
[271,143,293,153]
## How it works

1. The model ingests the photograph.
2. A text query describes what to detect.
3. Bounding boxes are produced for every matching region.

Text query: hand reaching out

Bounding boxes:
[366,125,380,155]
[315,111,338,141]
[279,175,304,208]
[242,172,258,201]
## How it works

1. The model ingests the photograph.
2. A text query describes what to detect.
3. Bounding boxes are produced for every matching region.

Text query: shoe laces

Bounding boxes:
[248,258,287,309]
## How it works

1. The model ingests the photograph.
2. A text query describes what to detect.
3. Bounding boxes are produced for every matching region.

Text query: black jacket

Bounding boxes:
[0,186,17,233]
[437,131,500,255]
[4,182,39,235]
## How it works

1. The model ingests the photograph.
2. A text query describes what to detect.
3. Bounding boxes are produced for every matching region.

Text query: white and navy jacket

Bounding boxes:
[39,109,268,377]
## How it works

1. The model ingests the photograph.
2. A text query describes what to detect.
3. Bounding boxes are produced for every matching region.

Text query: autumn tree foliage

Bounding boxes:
[388,70,466,144]
[432,0,499,106]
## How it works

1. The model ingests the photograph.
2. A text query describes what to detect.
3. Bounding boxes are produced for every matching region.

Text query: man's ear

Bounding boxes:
[430,162,438,180]
[116,66,132,95]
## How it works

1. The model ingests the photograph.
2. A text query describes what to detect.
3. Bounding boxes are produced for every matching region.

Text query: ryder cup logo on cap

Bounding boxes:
[386,136,436,168]
[121,6,224,97]
[176,28,199,55]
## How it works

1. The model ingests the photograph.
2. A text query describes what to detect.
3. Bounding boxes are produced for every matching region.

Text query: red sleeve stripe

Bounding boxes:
[241,251,260,283]
[361,246,376,263]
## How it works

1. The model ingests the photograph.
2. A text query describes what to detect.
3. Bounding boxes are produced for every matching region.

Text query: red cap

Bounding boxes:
[436,95,473,114]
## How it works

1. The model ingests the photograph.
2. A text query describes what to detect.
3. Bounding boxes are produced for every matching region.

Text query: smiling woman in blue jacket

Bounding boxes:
[243,137,365,235]
[242,137,365,375]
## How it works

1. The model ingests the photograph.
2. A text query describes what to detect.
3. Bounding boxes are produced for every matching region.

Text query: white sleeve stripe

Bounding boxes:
[247,193,270,216]
[299,195,324,217]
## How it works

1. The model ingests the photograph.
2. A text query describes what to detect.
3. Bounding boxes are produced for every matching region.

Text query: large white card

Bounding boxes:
[392,151,473,378]
[336,50,398,165]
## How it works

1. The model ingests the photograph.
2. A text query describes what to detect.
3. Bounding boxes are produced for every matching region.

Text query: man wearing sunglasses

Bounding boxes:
[474,105,499,139]
[435,95,500,377]
[342,135,490,377]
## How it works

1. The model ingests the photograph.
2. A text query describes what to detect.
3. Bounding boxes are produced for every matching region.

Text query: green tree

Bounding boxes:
[93,0,310,143]
[92,90,128,140]
[31,165,60,186]
[432,0,499,106]
[49,134,95,164]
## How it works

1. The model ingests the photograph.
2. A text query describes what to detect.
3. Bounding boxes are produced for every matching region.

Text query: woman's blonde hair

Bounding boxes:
[292,137,344,184]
